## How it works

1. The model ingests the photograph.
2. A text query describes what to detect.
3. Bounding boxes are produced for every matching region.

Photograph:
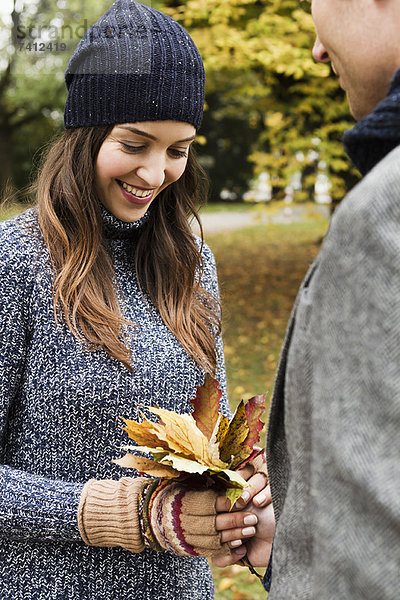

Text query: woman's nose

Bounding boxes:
[312,35,330,63]
[134,154,166,189]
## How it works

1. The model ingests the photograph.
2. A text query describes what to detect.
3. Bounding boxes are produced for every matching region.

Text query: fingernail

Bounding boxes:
[230,540,242,548]
[254,492,267,505]
[242,526,256,536]
[244,514,257,526]
[240,491,250,503]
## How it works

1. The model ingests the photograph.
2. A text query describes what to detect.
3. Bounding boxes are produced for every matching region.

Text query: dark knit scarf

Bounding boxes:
[343,68,400,175]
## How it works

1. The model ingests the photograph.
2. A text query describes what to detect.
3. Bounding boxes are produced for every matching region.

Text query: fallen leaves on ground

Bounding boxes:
[207,218,329,598]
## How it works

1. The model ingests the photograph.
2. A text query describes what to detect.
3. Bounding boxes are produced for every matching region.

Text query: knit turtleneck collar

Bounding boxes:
[343,68,400,176]
[101,204,150,240]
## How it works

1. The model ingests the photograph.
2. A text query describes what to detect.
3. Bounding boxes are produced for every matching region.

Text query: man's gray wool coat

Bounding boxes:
[266,145,400,599]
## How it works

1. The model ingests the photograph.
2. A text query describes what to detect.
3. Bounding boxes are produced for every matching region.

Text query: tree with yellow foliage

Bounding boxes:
[161,0,359,203]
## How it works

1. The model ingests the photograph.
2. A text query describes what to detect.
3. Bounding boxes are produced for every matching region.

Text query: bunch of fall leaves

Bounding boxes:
[114,374,266,507]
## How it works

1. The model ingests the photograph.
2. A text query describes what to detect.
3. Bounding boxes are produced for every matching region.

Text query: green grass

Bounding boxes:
[211,564,269,599]
[207,218,329,598]
[0,202,32,221]
[206,220,328,415]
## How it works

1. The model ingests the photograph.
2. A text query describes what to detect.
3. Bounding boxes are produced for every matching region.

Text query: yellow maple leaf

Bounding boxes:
[205,438,228,469]
[112,453,180,478]
[122,418,170,451]
[149,407,209,464]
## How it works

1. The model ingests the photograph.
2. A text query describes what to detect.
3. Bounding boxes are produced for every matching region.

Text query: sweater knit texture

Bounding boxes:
[0,205,228,600]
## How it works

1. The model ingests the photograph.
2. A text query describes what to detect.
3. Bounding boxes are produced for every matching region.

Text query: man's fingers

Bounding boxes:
[211,545,247,568]
[234,475,270,509]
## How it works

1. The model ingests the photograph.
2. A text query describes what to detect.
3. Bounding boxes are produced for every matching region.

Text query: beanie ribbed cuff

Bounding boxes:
[64,73,204,130]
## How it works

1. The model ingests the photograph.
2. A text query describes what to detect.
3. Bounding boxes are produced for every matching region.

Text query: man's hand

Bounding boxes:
[212,464,275,568]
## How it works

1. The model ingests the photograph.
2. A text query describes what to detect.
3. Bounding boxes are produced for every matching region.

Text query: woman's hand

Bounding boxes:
[212,462,275,568]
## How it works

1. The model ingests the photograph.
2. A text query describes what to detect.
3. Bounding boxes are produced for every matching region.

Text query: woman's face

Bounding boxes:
[94,120,196,222]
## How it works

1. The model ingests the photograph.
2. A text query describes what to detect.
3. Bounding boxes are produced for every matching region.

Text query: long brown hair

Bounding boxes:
[36,126,221,373]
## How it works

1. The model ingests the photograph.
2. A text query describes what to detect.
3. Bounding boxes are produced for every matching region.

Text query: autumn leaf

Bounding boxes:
[122,418,170,451]
[210,413,230,448]
[243,394,266,448]
[190,373,222,440]
[214,468,247,489]
[234,446,264,469]
[115,377,266,512]
[112,453,180,478]
[206,438,228,470]
[218,578,234,592]
[149,407,209,464]
[229,444,254,470]
[159,454,210,475]
[226,486,244,509]
[219,401,249,464]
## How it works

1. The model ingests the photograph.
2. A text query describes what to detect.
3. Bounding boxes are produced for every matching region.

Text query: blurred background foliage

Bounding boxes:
[0,0,360,204]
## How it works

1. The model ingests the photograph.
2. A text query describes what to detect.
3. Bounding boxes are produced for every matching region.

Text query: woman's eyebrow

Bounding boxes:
[116,125,196,143]
[176,134,197,143]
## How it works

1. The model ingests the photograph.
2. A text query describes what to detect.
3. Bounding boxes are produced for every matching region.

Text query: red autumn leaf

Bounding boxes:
[243,394,266,448]
[190,373,222,441]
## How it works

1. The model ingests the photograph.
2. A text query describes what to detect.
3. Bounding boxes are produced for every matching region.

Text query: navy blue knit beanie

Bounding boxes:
[64,0,205,130]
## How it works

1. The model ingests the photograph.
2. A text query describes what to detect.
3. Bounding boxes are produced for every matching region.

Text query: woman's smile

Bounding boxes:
[116,179,155,205]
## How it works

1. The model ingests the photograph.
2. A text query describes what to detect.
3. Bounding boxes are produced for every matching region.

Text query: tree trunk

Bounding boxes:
[0,125,16,198]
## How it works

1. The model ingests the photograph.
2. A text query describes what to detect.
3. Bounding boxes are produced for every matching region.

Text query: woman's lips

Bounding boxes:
[117,180,155,205]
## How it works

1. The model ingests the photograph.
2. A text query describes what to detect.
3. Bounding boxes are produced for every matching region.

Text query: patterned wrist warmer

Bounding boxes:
[141,480,229,558]
[138,479,165,552]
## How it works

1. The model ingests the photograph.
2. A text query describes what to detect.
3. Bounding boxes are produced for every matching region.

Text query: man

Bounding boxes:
[215,0,400,596]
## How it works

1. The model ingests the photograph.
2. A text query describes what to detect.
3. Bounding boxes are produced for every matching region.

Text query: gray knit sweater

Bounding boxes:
[0,206,228,600]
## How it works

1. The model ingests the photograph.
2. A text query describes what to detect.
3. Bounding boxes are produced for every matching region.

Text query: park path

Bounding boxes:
[191,204,330,235]
[191,211,258,235]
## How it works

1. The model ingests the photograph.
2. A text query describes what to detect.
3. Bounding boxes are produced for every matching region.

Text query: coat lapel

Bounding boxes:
[266,258,320,521]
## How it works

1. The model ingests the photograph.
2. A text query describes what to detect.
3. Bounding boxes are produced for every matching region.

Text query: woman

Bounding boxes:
[0,1,269,599]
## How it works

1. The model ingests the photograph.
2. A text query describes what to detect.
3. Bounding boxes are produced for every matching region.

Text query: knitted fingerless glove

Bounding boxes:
[140,479,229,558]
[248,451,269,483]
[78,477,229,559]
[78,477,145,553]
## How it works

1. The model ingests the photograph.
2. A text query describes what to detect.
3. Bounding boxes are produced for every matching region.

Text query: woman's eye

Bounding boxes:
[169,148,188,158]
[121,143,143,153]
